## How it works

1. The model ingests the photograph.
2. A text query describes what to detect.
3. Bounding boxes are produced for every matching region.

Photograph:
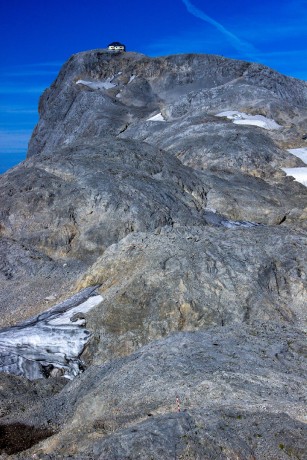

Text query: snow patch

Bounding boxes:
[48,296,102,326]
[63,135,75,145]
[76,78,116,90]
[288,148,307,165]
[204,210,260,228]
[283,147,307,186]
[128,75,136,83]
[216,111,281,130]
[282,167,307,187]
[147,112,166,122]
[0,289,103,380]
[221,220,259,229]
[205,207,217,214]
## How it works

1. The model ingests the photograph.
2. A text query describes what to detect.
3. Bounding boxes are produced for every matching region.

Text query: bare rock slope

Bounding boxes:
[0,50,306,459]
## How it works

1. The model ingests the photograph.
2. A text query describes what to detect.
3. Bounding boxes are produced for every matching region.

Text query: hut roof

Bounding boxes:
[108,42,125,47]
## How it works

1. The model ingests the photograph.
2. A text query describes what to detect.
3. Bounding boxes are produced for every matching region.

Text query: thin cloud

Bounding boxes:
[181,0,257,59]
[147,25,237,57]
[148,34,222,55]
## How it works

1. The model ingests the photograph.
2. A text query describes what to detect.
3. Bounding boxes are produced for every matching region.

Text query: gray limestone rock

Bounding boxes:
[0,50,307,458]
[28,51,307,159]
[76,226,307,364]
[3,324,307,459]
[0,136,207,325]
[119,116,303,177]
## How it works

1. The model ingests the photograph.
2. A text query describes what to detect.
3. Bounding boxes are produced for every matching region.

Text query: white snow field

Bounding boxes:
[76,78,116,89]
[216,111,281,130]
[147,112,166,122]
[282,148,307,187]
[288,147,307,164]
[282,167,307,186]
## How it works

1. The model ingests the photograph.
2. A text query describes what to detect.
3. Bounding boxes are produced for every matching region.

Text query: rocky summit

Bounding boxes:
[0,50,306,459]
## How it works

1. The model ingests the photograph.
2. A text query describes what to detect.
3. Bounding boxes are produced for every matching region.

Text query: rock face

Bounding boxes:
[0,50,306,459]
[77,226,307,365]
[5,324,307,460]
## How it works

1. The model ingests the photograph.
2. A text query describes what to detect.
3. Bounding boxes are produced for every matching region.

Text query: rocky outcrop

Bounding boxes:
[28,51,307,159]
[0,50,306,458]
[76,226,307,365]
[0,137,207,326]
[3,323,307,459]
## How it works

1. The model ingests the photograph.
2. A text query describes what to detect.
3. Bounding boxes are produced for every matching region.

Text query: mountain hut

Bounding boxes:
[108,42,126,52]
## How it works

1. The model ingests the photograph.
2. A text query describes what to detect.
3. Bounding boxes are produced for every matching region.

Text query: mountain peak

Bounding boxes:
[0,50,307,459]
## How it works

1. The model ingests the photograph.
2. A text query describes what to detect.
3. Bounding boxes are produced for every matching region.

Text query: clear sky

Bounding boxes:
[1,0,307,173]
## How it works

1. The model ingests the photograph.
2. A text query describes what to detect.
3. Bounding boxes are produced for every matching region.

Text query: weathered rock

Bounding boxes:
[201,168,307,225]
[3,324,307,459]
[28,51,307,159]
[0,372,66,419]
[0,136,208,325]
[75,226,307,364]
[120,116,304,177]
[0,50,306,458]
[1,137,207,258]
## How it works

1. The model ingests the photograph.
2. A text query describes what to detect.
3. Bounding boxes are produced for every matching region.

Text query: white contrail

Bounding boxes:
[181,0,257,59]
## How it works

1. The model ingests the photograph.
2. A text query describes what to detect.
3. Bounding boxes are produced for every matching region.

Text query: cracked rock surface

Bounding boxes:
[5,324,307,459]
[0,50,306,458]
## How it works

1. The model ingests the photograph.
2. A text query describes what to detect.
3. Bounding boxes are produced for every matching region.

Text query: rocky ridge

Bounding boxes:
[0,50,306,459]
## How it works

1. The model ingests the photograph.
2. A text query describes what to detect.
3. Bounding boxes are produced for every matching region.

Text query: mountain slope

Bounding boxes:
[0,50,306,459]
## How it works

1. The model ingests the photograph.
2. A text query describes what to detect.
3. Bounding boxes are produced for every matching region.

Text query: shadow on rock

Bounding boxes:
[0,422,55,455]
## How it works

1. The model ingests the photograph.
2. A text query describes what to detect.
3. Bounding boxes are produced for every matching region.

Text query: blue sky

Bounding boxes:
[1,0,307,173]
